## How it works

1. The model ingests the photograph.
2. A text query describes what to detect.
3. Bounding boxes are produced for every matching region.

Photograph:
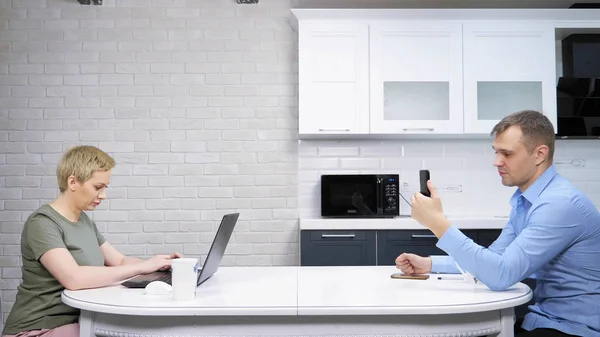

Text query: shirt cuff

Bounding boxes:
[430,255,460,274]
[431,255,449,273]
[436,225,468,257]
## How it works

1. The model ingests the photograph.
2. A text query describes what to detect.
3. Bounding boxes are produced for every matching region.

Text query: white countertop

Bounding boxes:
[300,217,508,230]
[62,266,531,317]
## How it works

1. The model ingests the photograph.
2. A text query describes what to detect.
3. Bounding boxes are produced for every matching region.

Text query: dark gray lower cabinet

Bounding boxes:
[478,229,504,248]
[300,229,499,266]
[376,229,479,266]
[300,230,376,266]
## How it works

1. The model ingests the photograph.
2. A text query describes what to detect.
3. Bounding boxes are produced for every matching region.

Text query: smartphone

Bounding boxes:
[390,273,430,280]
[419,169,431,197]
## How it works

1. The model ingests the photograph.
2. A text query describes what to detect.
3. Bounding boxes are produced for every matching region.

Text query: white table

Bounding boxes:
[62,266,532,337]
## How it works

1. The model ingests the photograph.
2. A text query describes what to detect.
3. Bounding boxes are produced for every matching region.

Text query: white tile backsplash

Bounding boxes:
[299,138,600,218]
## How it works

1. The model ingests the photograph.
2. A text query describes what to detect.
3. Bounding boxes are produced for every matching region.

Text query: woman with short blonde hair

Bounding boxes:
[2,145,181,337]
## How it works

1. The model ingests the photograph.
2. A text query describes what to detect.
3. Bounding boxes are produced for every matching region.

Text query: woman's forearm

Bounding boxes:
[68,264,144,290]
[121,256,145,265]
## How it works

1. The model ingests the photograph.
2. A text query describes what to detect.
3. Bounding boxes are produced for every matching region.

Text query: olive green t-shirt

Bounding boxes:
[3,204,106,335]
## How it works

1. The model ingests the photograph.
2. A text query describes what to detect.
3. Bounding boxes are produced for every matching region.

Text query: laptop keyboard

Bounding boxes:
[156,273,172,284]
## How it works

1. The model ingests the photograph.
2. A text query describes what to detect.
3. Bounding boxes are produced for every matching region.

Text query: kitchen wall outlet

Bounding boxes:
[400,181,410,192]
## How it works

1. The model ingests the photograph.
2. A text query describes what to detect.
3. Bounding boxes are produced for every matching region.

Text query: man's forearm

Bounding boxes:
[437,226,531,291]
[430,216,451,239]
[430,255,461,274]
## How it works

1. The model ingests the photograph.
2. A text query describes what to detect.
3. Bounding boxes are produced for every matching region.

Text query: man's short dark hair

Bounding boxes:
[490,110,555,163]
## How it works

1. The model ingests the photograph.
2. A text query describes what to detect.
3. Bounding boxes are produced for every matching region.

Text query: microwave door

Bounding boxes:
[322,175,378,217]
[351,192,376,215]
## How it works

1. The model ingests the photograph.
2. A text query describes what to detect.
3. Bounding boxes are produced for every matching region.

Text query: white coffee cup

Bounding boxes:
[171,258,198,301]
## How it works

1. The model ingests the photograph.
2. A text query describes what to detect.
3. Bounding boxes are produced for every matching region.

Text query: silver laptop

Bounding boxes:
[121,212,239,288]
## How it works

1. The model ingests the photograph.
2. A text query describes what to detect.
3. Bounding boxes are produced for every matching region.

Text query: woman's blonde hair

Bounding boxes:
[56,145,116,193]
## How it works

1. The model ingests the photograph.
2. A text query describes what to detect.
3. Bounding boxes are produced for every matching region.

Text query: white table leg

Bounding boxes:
[492,308,515,337]
[79,310,94,337]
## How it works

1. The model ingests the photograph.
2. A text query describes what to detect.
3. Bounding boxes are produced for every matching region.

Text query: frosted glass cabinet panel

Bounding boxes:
[370,22,464,134]
[463,23,557,133]
[384,82,450,121]
[477,81,543,120]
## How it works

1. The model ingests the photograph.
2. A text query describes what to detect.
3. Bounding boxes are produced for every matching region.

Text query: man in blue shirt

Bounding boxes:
[396,110,600,337]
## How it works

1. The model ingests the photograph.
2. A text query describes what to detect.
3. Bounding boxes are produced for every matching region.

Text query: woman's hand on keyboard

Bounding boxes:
[140,254,177,274]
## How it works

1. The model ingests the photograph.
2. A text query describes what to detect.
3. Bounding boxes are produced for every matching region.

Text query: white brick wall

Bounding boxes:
[299,139,600,218]
[0,0,298,321]
[2,0,600,326]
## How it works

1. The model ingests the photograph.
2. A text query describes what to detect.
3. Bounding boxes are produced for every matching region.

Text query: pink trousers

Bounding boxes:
[2,323,79,337]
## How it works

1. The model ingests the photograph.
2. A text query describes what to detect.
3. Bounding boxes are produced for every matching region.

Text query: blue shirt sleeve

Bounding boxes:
[430,255,459,274]
[436,197,584,291]
[487,220,516,254]
[431,220,514,274]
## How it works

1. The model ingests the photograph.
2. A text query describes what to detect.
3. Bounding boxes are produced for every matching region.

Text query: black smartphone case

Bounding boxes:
[419,169,431,197]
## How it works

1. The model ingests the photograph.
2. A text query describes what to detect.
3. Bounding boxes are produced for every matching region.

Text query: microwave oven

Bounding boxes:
[320,174,400,218]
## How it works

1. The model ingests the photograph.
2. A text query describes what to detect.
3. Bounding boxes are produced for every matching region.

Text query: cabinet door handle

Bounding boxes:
[402,128,435,132]
[411,234,437,238]
[321,234,356,238]
[319,128,350,132]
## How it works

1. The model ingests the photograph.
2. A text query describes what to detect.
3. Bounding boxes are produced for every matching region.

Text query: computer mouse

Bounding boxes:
[144,281,172,295]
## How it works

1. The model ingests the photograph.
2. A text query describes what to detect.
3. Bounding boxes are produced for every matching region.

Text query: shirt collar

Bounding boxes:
[510,164,558,206]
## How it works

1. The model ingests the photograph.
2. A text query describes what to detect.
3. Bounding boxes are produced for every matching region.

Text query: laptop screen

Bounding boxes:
[196,212,239,285]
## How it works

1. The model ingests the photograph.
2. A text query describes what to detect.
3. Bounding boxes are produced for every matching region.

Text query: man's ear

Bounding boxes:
[535,145,549,166]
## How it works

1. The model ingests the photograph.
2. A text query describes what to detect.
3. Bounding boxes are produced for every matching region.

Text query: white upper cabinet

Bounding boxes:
[461,23,557,134]
[298,21,369,135]
[290,9,593,139]
[369,22,464,135]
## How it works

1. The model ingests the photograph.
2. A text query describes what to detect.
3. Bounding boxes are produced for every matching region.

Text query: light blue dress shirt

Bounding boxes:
[430,165,600,336]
